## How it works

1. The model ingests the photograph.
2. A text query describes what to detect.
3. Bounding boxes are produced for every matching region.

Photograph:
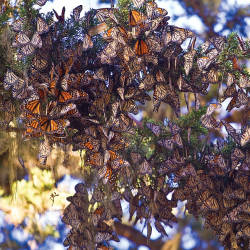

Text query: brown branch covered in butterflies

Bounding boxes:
[114,221,164,250]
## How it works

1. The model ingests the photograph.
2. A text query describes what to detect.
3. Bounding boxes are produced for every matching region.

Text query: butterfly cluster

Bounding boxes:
[1,0,249,249]
[62,183,120,249]
[143,117,249,250]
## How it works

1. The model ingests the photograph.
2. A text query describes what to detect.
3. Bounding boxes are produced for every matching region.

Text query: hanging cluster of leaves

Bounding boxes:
[0,0,249,249]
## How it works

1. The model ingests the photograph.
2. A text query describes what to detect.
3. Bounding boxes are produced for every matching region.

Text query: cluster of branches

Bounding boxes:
[0,0,249,249]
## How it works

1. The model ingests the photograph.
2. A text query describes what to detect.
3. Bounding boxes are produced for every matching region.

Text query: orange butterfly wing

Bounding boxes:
[134,39,149,56]
[57,90,73,103]
[40,117,59,132]
[129,10,143,26]
[24,99,40,115]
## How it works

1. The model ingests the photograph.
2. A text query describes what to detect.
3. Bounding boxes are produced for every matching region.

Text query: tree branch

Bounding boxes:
[113,221,163,250]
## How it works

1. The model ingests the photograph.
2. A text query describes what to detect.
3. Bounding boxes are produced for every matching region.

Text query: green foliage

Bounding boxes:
[219,32,250,79]
[177,107,208,135]
[18,0,39,21]
[116,0,133,28]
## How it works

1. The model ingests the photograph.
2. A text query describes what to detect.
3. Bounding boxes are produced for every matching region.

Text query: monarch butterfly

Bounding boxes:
[226,90,247,111]
[236,223,250,239]
[201,114,220,129]
[26,118,40,130]
[82,34,93,51]
[168,26,194,45]
[206,212,221,228]
[129,10,145,26]
[95,232,113,243]
[15,32,30,46]
[173,133,183,148]
[61,74,70,91]
[36,0,48,6]
[207,48,219,60]
[168,121,181,135]
[3,70,19,89]
[23,97,40,115]
[223,208,240,223]
[237,201,249,214]
[12,19,24,32]
[20,43,35,56]
[226,95,237,112]
[206,103,222,116]
[56,90,73,103]
[146,36,162,53]
[172,189,186,201]
[153,83,169,110]
[221,121,241,144]
[200,40,211,53]
[239,74,249,88]
[146,122,161,136]
[84,137,100,152]
[197,56,212,71]
[101,166,114,184]
[209,36,225,51]
[48,101,76,118]
[223,197,236,209]
[157,138,174,150]
[139,160,152,175]
[122,99,138,114]
[236,89,248,107]
[42,32,53,49]
[106,26,128,40]
[96,8,118,24]
[73,5,82,21]
[231,148,245,162]
[38,137,51,165]
[12,78,27,99]
[84,126,97,138]
[92,68,105,81]
[111,157,129,170]
[103,40,118,58]
[89,152,103,167]
[32,53,48,71]
[231,189,246,200]
[146,1,157,19]
[116,87,124,100]
[199,190,219,211]
[154,7,168,18]
[49,135,68,145]
[203,69,218,84]
[71,89,89,101]
[232,57,240,70]
[106,26,127,45]
[134,39,149,56]
[40,116,69,133]
[132,0,145,8]
[184,49,196,76]
[37,17,49,34]
[53,7,65,23]
[31,32,42,48]
[139,74,155,90]
[241,127,250,146]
